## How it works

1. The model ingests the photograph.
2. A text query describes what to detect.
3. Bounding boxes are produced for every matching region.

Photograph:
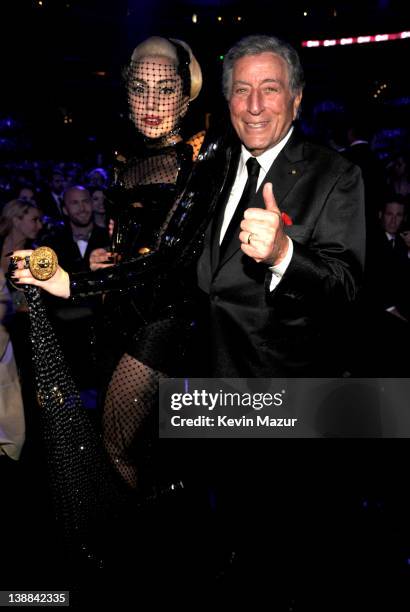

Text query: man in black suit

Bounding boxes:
[342,121,388,242]
[41,186,109,389]
[373,196,409,315]
[44,185,109,273]
[38,169,66,220]
[196,38,366,597]
[197,35,366,377]
[358,196,410,375]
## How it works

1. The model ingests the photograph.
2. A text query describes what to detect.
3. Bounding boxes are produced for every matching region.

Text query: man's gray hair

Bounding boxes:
[222,34,305,100]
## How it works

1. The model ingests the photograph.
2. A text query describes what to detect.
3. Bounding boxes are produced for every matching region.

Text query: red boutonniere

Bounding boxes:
[281,212,293,226]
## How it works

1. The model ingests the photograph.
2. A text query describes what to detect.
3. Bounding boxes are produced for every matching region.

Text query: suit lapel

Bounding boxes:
[210,144,241,272]
[215,129,306,272]
[263,135,305,207]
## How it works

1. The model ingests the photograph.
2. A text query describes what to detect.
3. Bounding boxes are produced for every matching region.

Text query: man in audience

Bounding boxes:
[38,169,66,220]
[358,195,410,375]
[41,186,109,389]
[44,185,109,272]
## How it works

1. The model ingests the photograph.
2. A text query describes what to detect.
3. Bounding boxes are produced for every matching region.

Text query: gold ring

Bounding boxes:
[9,255,23,266]
[247,232,253,245]
[29,247,58,281]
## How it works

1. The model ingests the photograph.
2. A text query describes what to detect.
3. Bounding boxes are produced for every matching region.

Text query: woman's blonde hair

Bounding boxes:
[128,36,202,101]
[0,199,38,237]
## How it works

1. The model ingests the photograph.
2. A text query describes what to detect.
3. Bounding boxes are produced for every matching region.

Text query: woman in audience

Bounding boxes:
[0,199,42,274]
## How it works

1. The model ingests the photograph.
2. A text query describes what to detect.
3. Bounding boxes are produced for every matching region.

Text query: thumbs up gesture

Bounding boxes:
[239,182,289,265]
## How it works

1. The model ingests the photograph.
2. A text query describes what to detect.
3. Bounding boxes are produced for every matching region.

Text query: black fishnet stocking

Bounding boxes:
[103,353,162,489]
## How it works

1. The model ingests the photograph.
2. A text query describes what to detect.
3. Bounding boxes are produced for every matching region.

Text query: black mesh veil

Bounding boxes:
[126,57,189,148]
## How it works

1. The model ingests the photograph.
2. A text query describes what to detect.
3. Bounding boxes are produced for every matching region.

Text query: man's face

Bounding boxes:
[63,189,93,227]
[228,52,302,156]
[51,173,65,195]
[380,202,405,235]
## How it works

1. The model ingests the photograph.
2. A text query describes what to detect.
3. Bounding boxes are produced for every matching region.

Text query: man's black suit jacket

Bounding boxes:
[42,224,110,274]
[38,191,64,220]
[197,128,366,376]
[365,229,410,319]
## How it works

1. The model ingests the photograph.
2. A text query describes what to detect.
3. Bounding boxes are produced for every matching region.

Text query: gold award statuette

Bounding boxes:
[29,247,58,281]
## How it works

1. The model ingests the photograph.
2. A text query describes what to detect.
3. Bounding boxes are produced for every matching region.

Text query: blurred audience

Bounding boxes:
[387,154,410,198]
[87,167,109,189]
[0,267,25,461]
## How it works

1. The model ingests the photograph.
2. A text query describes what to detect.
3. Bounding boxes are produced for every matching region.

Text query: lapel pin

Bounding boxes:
[290,169,297,175]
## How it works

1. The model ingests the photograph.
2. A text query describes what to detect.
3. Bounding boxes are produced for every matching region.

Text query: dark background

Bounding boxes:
[0,0,409,162]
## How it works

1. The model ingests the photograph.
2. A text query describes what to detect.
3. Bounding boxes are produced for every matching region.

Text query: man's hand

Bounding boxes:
[89,248,114,271]
[239,182,289,265]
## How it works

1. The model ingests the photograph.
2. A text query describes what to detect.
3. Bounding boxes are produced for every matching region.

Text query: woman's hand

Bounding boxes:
[89,248,115,271]
[9,250,71,299]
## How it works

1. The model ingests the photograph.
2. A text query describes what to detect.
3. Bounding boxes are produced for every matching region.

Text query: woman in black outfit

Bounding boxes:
[90,36,203,489]
[11,36,210,494]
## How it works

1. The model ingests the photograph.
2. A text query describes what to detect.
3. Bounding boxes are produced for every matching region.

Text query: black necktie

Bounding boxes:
[56,195,63,215]
[219,157,260,261]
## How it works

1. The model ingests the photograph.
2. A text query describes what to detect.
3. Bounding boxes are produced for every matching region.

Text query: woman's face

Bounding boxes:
[18,187,36,204]
[128,56,188,142]
[92,190,106,214]
[15,207,43,240]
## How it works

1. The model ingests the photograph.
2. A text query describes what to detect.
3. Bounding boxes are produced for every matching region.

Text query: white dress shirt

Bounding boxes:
[76,239,88,258]
[219,127,294,290]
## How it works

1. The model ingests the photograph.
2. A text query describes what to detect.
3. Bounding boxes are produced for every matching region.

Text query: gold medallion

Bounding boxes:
[29,246,58,281]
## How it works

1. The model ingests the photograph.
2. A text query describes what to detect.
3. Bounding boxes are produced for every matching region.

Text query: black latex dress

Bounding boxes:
[108,141,193,261]
[78,134,231,374]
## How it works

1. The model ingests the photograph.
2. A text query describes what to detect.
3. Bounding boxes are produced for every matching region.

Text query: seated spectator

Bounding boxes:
[41,186,110,390]
[354,195,410,375]
[14,183,37,206]
[38,169,65,220]
[342,120,388,240]
[89,187,108,231]
[387,154,410,198]
[43,185,109,272]
[400,216,410,259]
[0,199,43,275]
[87,167,109,190]
[365,195,409,318]
[64,163,84,189]
[0,200,43,429]
[0,267,25,462]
